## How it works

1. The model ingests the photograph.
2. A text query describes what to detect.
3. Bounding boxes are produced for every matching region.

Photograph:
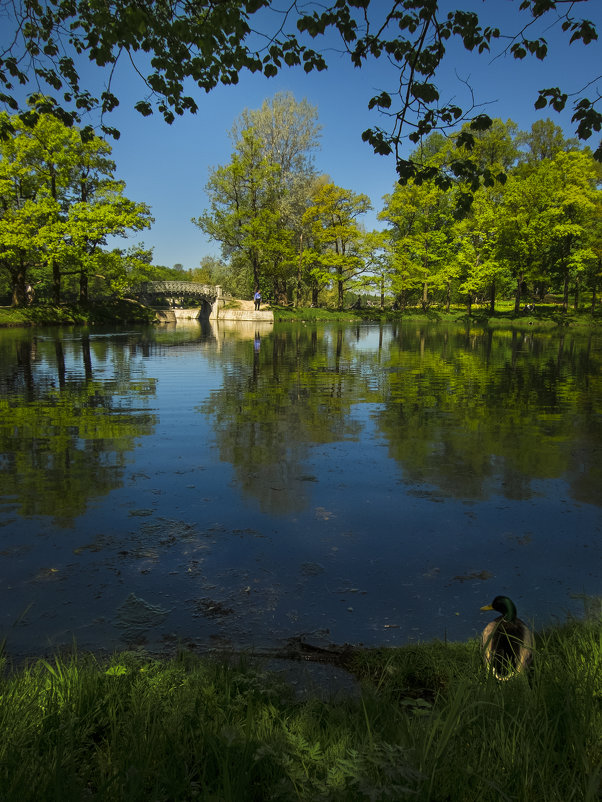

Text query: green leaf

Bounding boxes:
[106,665,128,676]
[456,131,475,151]
[469,114,492,132]
[134,100,153,117]
[368,91,392,110]
[411,82,439,103]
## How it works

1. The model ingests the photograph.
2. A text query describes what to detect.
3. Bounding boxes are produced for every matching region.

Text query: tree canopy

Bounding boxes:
[0,108,152,305]
[1,1,600,187]
[378,118,602,313]
[194,95,377,306]
[193,93,600,312]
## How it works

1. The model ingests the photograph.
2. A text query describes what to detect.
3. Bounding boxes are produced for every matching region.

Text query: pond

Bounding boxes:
[0,319,600,660]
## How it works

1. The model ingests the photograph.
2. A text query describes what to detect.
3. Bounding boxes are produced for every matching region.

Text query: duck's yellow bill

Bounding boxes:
[480,604,494,611]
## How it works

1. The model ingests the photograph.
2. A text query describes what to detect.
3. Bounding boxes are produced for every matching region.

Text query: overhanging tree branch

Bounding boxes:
[0,0,599,188]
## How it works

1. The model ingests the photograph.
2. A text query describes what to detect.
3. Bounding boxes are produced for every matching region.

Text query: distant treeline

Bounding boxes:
[2,96,600,313]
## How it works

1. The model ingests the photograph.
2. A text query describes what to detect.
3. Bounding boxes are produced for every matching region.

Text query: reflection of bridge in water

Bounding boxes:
[131,281,226,321]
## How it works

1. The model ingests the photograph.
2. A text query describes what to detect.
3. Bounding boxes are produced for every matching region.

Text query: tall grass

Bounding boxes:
[352,623,601,801]
[0,621,599,800]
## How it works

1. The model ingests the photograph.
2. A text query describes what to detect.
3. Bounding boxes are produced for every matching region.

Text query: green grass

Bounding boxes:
[269,302,602,329]
[0,619,599,801]
[2,300,601,330]
[270,305,365,322]
[269,305,474,324]
[0,300,156,328]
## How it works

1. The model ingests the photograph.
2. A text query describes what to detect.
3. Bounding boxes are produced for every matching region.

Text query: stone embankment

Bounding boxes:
[217,299,274,323]
[155,299,273,324]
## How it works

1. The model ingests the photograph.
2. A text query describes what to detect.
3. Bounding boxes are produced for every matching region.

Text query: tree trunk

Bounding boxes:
[296,233,303,308]
[11,262,27,307]
[562,269,569,313]
[467,294,472,316]
[51,257,61,305]
[252,253,260,296]
[514,273,523,315]
[573,277,580,311]
[421,281,428,310]
[489,279,496,314]
[380,275,384,310]
[79,271,89,304]
[445,281,451,312]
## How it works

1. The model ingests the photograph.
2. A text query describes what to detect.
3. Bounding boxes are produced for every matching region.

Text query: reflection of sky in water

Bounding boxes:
[0,322,600,660]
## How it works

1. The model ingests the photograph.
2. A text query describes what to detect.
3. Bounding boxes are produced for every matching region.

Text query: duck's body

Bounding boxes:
[480,596,533,680]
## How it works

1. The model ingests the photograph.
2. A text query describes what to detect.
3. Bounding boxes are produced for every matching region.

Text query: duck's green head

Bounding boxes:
[481,595,517,622]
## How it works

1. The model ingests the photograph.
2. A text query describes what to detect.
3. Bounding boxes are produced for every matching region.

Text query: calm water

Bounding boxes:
[0,319,600,660]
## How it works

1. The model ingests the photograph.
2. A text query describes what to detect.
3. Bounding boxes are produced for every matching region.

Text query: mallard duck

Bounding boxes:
[480,596,533,680]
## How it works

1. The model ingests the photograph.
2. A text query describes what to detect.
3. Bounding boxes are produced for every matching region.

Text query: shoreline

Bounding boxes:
[0,617,599,801]
[1,301,601,330]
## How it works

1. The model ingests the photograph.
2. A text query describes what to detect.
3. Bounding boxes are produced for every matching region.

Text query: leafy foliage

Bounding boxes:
[0,619,599,800]
[0,108,152,305]
[303,182,373,309]
[0,1,599,188]
[378,119,602,313]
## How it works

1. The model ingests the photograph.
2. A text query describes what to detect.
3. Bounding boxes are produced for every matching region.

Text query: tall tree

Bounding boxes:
[0,110,151,304]
[193,128,285,295]
[495,170,551,313]
[358,230,390,309]
[441,119,519,311]
[231,93,321,304]
[66,182,152,302]
[16,109,77,303]
[0,111,69,304]
[517,119,580,164]
[303,182,372,309]
[451,188,510,314]
[543,150,600,311]
[195,95,322,302]
[495,147,600,313]
[379,179,454,309]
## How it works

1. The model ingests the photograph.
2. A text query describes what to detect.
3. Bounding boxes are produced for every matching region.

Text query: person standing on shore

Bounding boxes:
[254,290,261,311]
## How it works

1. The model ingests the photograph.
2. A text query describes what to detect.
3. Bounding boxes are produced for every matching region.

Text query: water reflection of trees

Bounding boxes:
[201,326,364,514]
[203,323,602,510]
[0,330,157,524]
[3,322,597,523]
[376,325,602,505]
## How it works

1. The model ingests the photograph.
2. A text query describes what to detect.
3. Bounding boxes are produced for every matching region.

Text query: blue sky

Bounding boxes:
[3,1,602,269]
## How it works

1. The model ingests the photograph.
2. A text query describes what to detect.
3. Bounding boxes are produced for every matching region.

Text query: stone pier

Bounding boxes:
[155,299,273,324]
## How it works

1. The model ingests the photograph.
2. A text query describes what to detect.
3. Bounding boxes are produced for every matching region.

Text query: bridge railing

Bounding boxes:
[133,281,223,297]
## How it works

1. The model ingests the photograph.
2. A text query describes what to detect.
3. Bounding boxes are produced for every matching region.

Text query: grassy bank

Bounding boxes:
[0,620,599,801]
[1,300,601,330]
[271,302,602,329]
[0,300,156,328]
